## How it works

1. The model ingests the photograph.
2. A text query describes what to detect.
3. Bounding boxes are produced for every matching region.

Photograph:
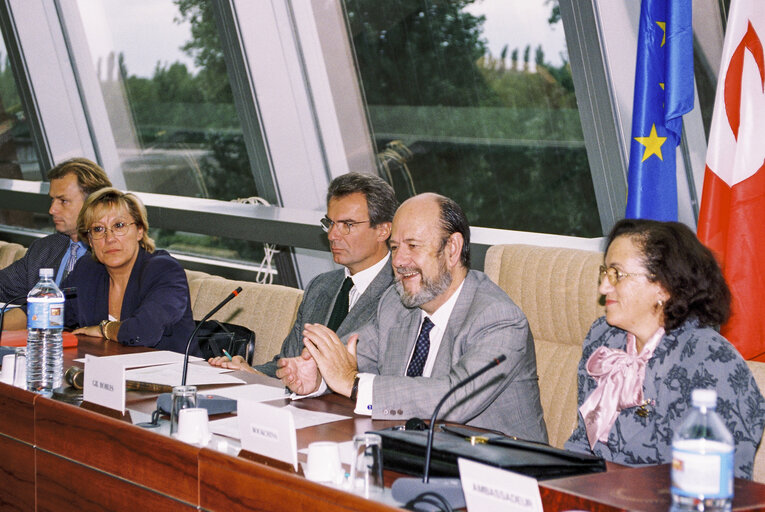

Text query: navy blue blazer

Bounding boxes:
[64,248,195,355]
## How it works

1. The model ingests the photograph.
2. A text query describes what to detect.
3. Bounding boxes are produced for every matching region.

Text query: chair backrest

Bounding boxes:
[484,243,604,448]
[184,269,222,307]
[0,240,27,270]
[191,277,303,366]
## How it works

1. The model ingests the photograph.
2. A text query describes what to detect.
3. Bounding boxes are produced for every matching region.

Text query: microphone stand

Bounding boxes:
[142,287,244,428]
[181,287,242,385]
[391,354,507,510]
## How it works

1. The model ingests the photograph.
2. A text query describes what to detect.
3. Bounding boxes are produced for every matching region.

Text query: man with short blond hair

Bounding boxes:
[0,158,112,304]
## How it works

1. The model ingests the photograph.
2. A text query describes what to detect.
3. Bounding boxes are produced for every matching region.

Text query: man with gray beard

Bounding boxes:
[278,193,547,440]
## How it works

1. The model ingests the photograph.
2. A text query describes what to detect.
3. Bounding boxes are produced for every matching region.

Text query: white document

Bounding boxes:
[283,405,349,430]
[125,361,245,387]
[209,416,240,439]
[212,383,287,402]
[76,350,201,366]
[83,354,127,413]
[238,401,298,471]
[458,458,543,512]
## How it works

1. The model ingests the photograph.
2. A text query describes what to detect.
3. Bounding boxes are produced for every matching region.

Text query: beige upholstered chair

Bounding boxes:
[0,240,26,270]
[190,278,303,366]
[484,243,604,448]
[184,269,222,307]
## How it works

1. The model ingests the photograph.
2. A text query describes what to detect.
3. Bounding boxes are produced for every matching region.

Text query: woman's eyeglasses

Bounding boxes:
[599,265,650,286]
[87,221,135,239]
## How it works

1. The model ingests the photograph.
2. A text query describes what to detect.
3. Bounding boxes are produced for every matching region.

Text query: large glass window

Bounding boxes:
[72,0,273,269]
[0,32,42,229]
[74,0,258,201]
[343,0,600,236]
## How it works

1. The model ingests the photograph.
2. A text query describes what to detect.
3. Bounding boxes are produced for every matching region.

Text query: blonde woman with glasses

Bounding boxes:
[63,188,195,354]
[564,218,765,479]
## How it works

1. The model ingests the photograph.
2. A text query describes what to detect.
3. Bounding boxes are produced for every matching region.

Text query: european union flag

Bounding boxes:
[625,0,693,221]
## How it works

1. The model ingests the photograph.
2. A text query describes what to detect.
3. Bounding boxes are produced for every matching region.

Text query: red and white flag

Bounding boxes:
[698,0,765,359]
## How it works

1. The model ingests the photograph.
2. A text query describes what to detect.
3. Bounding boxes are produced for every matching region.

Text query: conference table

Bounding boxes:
[2,335,765,511]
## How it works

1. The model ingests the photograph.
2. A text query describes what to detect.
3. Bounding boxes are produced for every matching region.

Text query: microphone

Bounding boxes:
[154,287,243,420]
[391,354,507,510]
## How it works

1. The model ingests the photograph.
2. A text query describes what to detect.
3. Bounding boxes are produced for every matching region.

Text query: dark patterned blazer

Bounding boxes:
[0,233,70,303]
[253,260,394,377]
[565,316,765,479]
[63,248,195,354]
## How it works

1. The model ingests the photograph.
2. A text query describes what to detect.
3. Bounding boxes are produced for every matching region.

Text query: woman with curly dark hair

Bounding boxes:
[565,219,765,479]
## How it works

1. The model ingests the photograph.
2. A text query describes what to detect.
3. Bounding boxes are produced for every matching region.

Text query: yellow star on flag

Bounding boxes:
[634,124,667,162]
[656,21,666,47]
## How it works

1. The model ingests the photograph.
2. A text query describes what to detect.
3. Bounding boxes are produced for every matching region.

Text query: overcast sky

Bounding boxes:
[78,0,568,79]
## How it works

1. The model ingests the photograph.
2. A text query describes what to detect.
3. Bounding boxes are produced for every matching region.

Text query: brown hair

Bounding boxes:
[78,188,155,254]
[47,157,112,197]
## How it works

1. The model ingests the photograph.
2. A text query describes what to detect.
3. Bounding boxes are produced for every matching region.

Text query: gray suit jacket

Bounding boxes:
[254,260,394,377]
[0,233,70,303]
[357,270,548,442]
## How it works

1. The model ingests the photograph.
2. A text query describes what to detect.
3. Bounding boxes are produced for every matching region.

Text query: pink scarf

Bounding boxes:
[579,328,665,448]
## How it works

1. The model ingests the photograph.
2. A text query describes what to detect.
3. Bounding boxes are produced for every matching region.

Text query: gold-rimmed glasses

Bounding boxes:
[87,221,136,239]
[599,265,651,286]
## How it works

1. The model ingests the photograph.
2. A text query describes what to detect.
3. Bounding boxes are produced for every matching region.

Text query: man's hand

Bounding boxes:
[302,323,358,397]
[276,348,321,395]
[208,355,258,373]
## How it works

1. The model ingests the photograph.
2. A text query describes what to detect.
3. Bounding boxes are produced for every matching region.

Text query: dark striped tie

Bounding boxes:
[327,277,354,332]
[406,317,434,377]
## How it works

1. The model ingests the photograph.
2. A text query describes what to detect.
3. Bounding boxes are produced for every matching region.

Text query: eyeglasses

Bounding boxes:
[87,221,136,240]
[320,215,370,235]
[599,265,651,286]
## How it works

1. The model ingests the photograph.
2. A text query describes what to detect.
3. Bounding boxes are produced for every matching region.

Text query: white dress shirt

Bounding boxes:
[354,280,466,415]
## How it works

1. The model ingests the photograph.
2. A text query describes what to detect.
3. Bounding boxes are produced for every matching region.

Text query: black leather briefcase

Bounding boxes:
[372,425,606,481]
[195,320,256,365]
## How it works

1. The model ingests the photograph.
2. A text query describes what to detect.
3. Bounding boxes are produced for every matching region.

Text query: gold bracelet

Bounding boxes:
[99,319,109,339]
[105,321,120,342]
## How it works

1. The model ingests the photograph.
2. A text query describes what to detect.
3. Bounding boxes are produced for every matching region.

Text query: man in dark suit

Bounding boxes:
[209,172,397,377]
[0,158,111,326]
[281,193,548,440]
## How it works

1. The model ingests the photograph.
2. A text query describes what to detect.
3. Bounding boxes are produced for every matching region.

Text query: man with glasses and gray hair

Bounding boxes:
[209,172,397,376]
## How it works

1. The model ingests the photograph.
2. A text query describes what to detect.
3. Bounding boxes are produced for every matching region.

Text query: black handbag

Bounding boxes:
[372,425,606,481]
[195,320,256,365]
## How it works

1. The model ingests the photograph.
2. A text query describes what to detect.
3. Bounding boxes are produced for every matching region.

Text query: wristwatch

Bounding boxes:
[350,374,360,401]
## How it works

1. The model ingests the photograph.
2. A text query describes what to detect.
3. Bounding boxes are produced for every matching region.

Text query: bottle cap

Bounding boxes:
[39,268,54,278]
[691,388,717,408]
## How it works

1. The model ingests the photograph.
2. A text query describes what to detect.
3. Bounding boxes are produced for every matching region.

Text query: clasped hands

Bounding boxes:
[276,323,358,397]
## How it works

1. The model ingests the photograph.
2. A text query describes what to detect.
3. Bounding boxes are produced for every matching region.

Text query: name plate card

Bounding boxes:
[238,401,298,471]
[83,354,126,413]
[458,458,543,512]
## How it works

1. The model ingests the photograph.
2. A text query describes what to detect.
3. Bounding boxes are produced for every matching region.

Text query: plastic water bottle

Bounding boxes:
[26,268,65,396]
[671,389,734,511]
